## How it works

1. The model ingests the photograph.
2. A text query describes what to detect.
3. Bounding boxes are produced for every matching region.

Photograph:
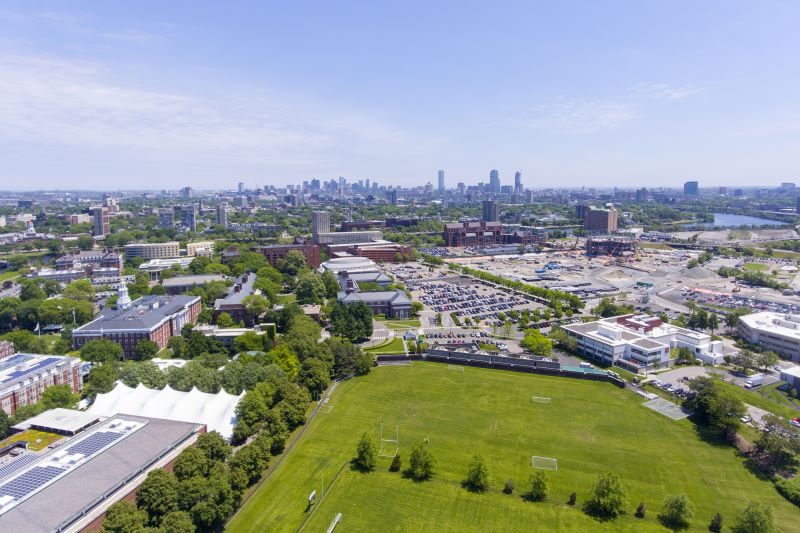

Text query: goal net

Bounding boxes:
[447,365,464,372]
[378,424,399,458]
[531,456,558,470]
[531,396,551,404]
[320,397,334,414]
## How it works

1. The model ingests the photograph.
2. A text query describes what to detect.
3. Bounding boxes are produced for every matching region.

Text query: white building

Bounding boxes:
[779,365,800,393]
[562,314,726,371]
[738,312,800,363]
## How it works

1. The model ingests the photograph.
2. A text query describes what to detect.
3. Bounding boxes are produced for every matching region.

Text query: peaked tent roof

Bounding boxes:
[88,382,243,440]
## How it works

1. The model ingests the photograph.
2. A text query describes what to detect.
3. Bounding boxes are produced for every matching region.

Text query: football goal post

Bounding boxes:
[447,365,464,372]
[321,396,334,413]
[531,456,558,470]
[378,424,399,457]
[531,396,551,404]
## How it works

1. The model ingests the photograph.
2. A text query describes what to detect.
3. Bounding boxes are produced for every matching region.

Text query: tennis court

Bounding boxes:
[643,397,691,420]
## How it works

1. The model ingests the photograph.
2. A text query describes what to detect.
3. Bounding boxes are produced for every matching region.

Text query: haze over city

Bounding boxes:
[1,1,799,190]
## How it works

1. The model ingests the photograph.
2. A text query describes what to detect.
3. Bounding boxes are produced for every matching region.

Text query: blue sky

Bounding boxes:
[0,1,798,190]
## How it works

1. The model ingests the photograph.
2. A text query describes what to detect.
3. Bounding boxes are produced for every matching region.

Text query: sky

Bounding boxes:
[0,1,799,190]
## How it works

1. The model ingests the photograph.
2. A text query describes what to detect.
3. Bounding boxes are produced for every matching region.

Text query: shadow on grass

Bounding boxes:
[520,492,545,503]
[581,502,623,524]
[687,417,733,448]
[741,457,779,481]
[461,480,487,493]
[401,468,432,483]
[657,515,690,531]
[349,458,374,473]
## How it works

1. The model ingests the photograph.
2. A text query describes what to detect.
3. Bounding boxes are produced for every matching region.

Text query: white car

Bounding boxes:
[740,416,751,424]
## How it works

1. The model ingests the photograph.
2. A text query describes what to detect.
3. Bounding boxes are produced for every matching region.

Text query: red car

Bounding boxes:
[790,418,800,428]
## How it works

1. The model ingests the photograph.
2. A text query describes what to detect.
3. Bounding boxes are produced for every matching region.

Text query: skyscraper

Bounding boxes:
[180,204,198,232]
[238,182,244,193]
[157,207,174,228]
[388,189,398,205]
[437,170,445,193]
[683,181,699,195]
[514,171,522,195]
[312,211,331,240]
[216,203,228,227]
[92,207,109,237]
[489,169,500,193]
[482,200,498,222]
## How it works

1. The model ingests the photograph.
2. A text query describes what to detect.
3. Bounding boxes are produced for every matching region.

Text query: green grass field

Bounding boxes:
[227,363,797,532]
[742,262,769,272]
[381,319,421,330]
[363,338,406,354]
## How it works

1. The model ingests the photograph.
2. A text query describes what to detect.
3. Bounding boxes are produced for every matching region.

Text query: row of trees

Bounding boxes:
[456,265,584,311]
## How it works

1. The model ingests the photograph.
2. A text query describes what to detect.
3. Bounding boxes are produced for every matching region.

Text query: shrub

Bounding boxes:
[775,477,800,507]
[503,479,515,495]
[635,502,646,518]
[462,454,489,492]
[567,492,576,505]
[731,501,776,533]
[354,432,376,471]
[526,471,549,501]
[659,494,694,529]
[389,454,401,472]
[583,471,627,518]
[709,512,723,532]
[408,441,436,481]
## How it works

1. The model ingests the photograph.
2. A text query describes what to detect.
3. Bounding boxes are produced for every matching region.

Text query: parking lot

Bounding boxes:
[411,278,533,326]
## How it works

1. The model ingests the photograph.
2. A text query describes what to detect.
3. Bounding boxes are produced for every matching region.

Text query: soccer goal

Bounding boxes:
[447,365,464,372]
[378,424,399,458]
[531,396,551,404]
[531,456,558,470]
[320,397,334,414]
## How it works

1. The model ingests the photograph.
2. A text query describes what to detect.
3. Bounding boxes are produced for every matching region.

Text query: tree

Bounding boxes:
[134,339,159,360]
[584,471,628,518]
[84,363,118,398]
[0,411,11,440]
[635,502,646,518]
[330,302,373,341]
[659,494,695,529]
[753,414,800,473]
[80,339,124,363]
[196,431,231,463]
[708,312,719,334]
[299,357,330,399]
[462,454,489,492]
[19,279,46,301]
[731,501,776,533]
[320,269,340,297]
[732,349,756,373]
[295,272,326,304]
[266,344,300,381]
[41,384,78,409]
[63,279,96,301]
[242,294,270,324]
[685,376,745,440]
[756,351,779,372]
[136,469,179,525]
[408,441,436,480]
[236,390,270,428]
[354,432,377,471]
[216,312,235,328]
[159,511,195,533]
[520,329,552,355]
[278,250,307,276]
[549,327,577,351]
[411,301,424,317]
[173,447,210,481]
[101,500,147,533]
[179,468,236,530]
[527,470,549,501]
[709,512,723,533]
[229,441,270,485]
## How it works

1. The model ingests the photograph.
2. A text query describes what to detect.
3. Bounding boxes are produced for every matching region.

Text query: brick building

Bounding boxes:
[443,221,502,247]
[0,353,83,415]
[55,250,122,274]
[251,241,321,268]
[72,287,201,358]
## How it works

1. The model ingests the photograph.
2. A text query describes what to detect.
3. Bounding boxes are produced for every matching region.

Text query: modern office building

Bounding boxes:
[583,206,618,233]
[443,221,503,247]
[252,242,321,268]
[186,240,215,257]
[65,213,92,225]
[123,241,181,260]
[683,180,699,195]
[738,312,800,362]
[311,210,331,241]
[1,353,83,415]
[437,170,445,193]
[314,230,383,245]
[388,189,398,204]
[562,314,725,371]
[216,202,228,227]
[514,171,522,195]
[489,169,500,193]
[157,207,174,228]
[179,204,198,231]
[780,366,800,393]
[161,274,226,295]
[92,207,109,237]
[72,287,201,357]
[482,200,498,222]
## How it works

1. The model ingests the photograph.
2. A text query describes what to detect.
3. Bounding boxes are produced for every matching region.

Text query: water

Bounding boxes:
[683,213,789,229]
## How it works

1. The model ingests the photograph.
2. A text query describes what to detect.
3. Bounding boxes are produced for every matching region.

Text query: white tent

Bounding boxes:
[88,382,243,440]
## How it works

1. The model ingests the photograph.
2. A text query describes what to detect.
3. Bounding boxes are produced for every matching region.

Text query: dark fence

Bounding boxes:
[375,350,625,388]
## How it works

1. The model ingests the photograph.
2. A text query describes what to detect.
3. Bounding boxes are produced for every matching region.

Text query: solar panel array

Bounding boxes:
[65,431,123,456]
[0,466,64,500]
[0,455,38,481]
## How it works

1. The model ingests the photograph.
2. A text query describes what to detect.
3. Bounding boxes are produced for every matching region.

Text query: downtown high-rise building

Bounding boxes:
[180,204,198,232]
[157,207,174,228]
[514,171,522,195]
[489,169,500,193]
[437,170,445,193]
[683,181,699,195]
[216,203,228,227]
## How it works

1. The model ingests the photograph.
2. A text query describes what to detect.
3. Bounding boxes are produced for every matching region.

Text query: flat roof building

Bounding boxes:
[123,241,181,260]
[0,354,83,416]
[738,312,800,363]
[161,274,226,295]
[252,242,321,269]
[337,289,412,319]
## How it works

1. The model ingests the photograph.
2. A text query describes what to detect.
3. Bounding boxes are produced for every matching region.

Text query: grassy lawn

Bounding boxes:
[364,338,406,354]
[0,269,21,282]
[0,430,63,451]
[758,383,800,412]
[742,262,769,272]
[227,363,797,533]
[276,293,297,304]
[711,378,798,420]
[382,319,421,330]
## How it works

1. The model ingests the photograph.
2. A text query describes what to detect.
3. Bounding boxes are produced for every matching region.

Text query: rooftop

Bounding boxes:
[11,408,100,435]
[73,294,200,333]
[0,354,79,390]
[214,273,256,308]
[740,311,800,341]
[162,274,226,287]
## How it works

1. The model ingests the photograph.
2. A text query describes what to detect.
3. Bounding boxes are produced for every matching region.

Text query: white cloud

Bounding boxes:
[0,54,404,162]
[527,97,636,134]
[630,83,704,100]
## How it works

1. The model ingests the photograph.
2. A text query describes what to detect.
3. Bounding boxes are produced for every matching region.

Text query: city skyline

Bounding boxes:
[1,2,799,189]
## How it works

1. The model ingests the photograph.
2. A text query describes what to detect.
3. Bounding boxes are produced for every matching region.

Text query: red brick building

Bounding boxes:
[251,242,321,268]
[0,353,83,415]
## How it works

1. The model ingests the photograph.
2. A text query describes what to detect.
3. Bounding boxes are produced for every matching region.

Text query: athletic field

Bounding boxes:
[227,362,796,532]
